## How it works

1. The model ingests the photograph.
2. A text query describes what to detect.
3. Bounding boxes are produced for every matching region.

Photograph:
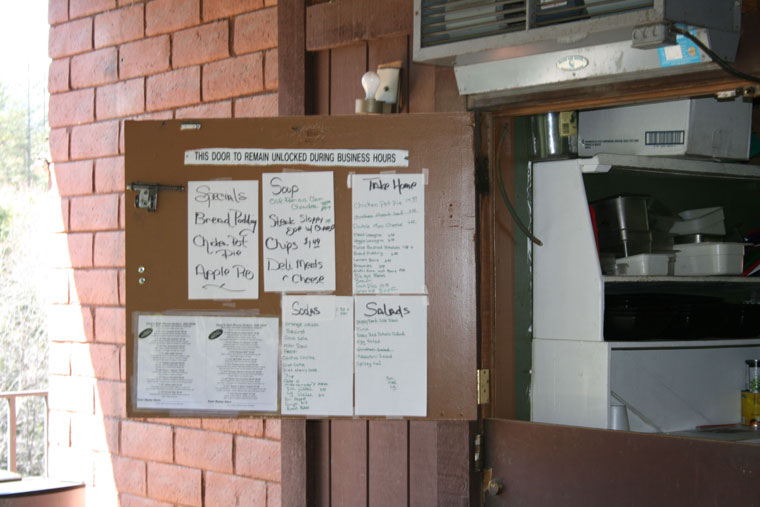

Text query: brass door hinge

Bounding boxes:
[477,369,490,405]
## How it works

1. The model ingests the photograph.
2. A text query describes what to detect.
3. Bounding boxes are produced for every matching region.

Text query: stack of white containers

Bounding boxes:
[670,207,745,276]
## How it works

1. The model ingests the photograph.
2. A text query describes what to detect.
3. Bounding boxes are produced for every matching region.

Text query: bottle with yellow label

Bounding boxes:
[742,359,760,428]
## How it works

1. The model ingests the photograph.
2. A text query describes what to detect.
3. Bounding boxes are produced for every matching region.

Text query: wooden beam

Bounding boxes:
[306,0,412,51]
[278,0,307,116]
[281,420,307,507]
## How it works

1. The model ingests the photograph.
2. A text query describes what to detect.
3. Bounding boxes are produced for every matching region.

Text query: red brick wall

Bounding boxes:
[47,1,280,505]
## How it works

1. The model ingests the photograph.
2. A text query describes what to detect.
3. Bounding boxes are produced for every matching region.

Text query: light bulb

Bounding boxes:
[361,71,381,101]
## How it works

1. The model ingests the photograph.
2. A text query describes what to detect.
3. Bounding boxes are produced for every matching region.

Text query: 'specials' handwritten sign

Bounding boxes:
[354,295,427,417]
[262,172,336,292]
[281,295,354,416]
[352,173,425,294]
[188,180,259,300]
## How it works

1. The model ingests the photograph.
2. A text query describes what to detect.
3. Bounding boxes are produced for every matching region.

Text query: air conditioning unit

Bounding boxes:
[413,0,741,99]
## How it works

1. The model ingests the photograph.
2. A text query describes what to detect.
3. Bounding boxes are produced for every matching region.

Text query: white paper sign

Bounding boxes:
[352,174,425,294]
[135,314,279,412]
[354,296,427,417]
[188,181,259,300]
[185,148,409,167]
[262,172,336,292]
[281,296,354,416]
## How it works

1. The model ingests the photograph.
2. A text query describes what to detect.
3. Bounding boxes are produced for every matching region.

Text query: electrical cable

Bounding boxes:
[496,125,543,246]
[669,25,760,85]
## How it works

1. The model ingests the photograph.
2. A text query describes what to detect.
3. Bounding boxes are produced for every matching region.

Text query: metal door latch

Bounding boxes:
[127,182,185,212]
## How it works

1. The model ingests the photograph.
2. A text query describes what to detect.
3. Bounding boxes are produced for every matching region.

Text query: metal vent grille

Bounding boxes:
[420,0,653,48]
[420,0,527,48]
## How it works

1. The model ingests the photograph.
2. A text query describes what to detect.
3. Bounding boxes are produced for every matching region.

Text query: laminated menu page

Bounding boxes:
[352,173,425,294]
[187,180,259,300]
[354,295,427,417]
[134,314,279,412]
[281,295,354,416]
[262,172,336,292]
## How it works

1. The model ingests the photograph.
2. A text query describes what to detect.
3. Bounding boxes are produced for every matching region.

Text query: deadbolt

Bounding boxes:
[487,478,503,496]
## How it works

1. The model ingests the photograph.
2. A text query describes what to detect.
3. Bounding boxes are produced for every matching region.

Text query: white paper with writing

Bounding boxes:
[135,314,279,412]
[352,174,425,294]
[188,181,259,300]
[281,295,354,416]
[354,295,427,417]
[262,172,336,292]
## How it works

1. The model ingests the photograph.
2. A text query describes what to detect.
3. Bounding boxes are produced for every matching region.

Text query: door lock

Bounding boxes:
[487,478,503,496]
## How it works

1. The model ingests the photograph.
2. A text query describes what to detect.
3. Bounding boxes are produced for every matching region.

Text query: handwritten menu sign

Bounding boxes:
[352,174,425,294]
[354,295,427,417]
[262,172,336,292]
[187,181,259,300]
[135,314,278,412]
[281,296,354,416]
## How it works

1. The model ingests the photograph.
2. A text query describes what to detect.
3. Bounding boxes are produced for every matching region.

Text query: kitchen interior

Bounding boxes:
[414,0,760,446]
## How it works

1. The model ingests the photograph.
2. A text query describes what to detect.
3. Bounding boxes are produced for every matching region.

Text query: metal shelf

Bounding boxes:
[580,154,760,179]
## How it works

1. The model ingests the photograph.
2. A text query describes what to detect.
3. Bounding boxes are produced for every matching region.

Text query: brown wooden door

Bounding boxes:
[482,419,760,506]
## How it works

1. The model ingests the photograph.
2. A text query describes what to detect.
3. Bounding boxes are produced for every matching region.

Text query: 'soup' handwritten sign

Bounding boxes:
[188,180,259,300]
[262,172,336,292]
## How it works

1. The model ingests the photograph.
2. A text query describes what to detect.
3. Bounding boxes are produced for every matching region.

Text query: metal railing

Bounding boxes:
[0,390,48,474]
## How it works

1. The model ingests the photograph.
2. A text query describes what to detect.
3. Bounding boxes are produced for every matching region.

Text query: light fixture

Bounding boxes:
[355,61,402,114]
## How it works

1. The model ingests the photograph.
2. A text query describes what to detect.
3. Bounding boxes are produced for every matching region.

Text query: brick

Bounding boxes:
[71,269,120,305]
[48,410,71,447]
[265,48,277,91]
[50,18,93,58]
[71,414,119,451]
[50,128,70,163]
[48,304,94,342]
[95,4,144,48]
[53,160,93,195]
[203,54,263,102]
[70,0,116,19]
[49,268,71,304]
[146,462,201,506]
[70,193,119,230]
[119,36,170,79]
[119,193,126,229]
[201,418,263,436]
[121,421,173,462]
[264,419,280,440]
[109,456,146,496]
[49,341,71,375]
[49,231,93,268]
[49,58,70,93]
[71,121,120,159]
[120,494,172,507]
[71,342,121,380]
[146,0,200,36]
[49,0,68,24]
[49,374,95,413]
[48,445,94,484]
[235,436,280,482]
[95,156,125,193]
[175,428,233,473]
[96,79,144,120]
[94,379,126,417]
[173,20,229,69]
[204,472,266,507]
[234,8,277,55]
[146,66,200,111]
[175,100,232,119]
[267,482,281,507]
[71,47,118,88]
[120,345,126,381]
[203,0,262,21]
[49,89,94,128]
[265,0,277,5]
[234,93,277,118]
[95,306,125,344]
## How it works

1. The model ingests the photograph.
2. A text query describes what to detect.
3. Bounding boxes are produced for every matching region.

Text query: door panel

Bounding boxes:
[484,419,760,506]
